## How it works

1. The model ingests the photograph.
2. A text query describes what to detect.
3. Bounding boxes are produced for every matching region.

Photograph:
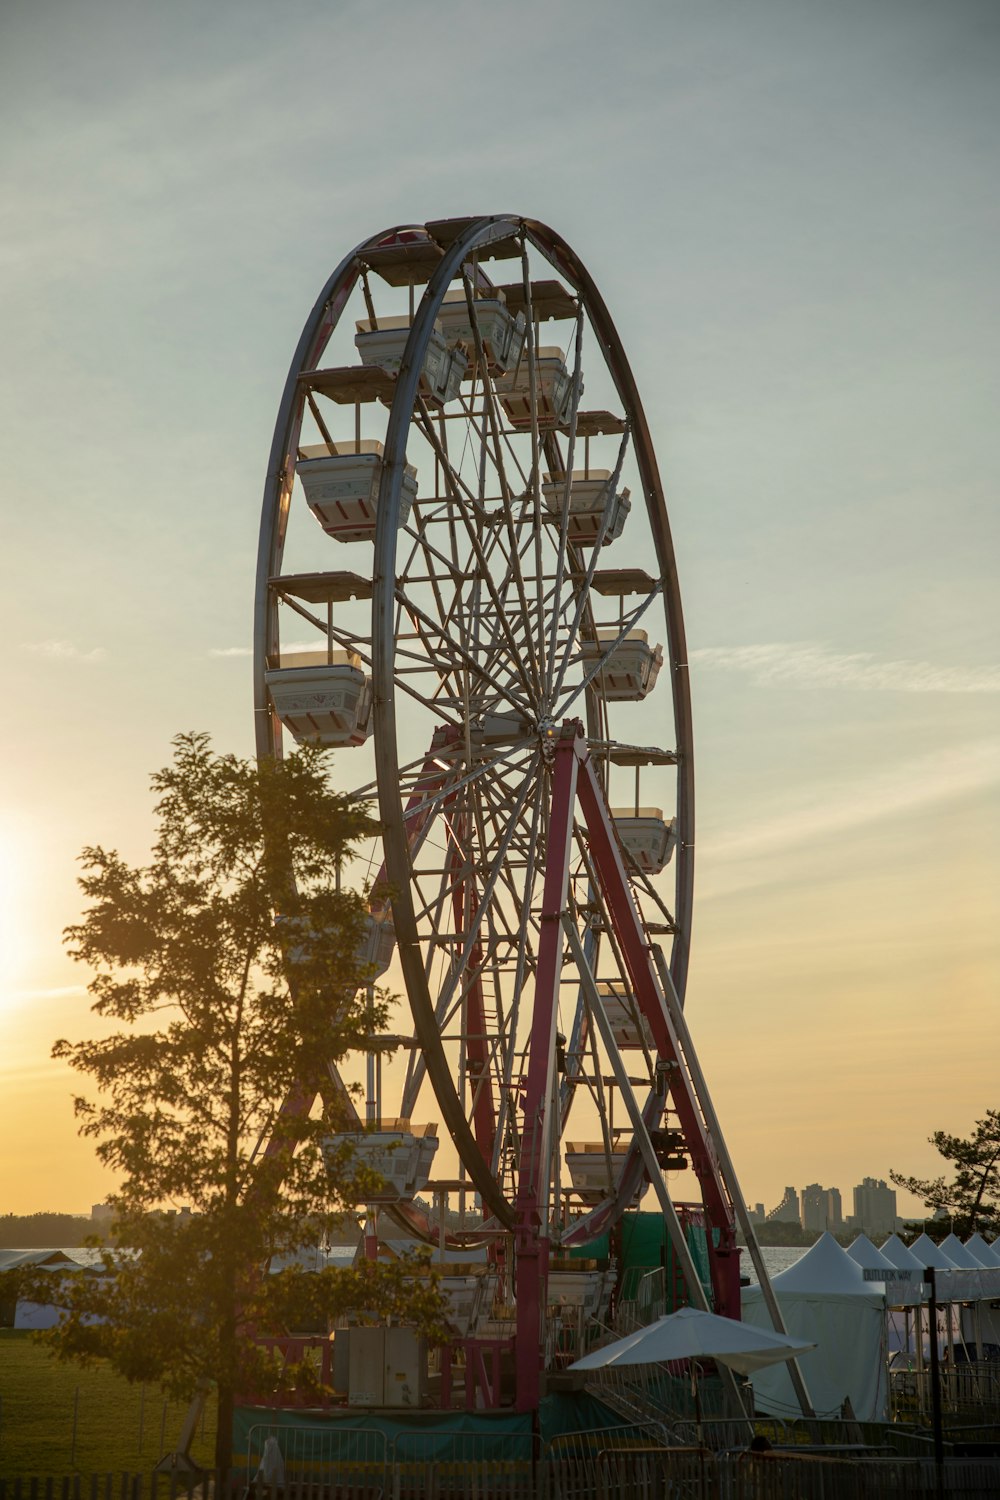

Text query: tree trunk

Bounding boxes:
[215,1382,234,1478]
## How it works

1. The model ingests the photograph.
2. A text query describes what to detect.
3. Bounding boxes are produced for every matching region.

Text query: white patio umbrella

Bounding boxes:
[570,1305,816,1376]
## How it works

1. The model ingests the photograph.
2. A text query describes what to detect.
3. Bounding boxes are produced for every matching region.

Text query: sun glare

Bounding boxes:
[0,814,32,998]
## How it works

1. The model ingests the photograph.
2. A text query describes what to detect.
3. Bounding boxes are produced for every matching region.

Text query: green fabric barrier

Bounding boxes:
[235,1403,534,1474]
[571,1210,714,1307]
[237,1393,636,1469]
[538,1390,631,1442]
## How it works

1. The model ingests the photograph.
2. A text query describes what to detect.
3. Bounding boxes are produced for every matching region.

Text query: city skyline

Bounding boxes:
[751,1176,901,1238]
[1,0,997,1218]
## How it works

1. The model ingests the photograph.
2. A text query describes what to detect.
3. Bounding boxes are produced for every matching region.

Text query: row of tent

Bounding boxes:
[742,1230,1000,1424]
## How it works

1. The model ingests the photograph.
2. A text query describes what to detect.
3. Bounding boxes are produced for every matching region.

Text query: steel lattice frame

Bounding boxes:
[251,215,759,1414]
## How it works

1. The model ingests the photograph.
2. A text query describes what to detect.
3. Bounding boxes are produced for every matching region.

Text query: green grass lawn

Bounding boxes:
[0,1330,216,1478]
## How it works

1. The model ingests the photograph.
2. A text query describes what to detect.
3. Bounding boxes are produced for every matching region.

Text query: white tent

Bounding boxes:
[848,1234,922,1304]
[7,1252,86,1330]
[913,1233,1000,1301]
[965,1234,1000,1267]
[880,1235,926,1272]
[742,1233,887,1420]
[908,1233,957,1269]
[939,1234,984,1269]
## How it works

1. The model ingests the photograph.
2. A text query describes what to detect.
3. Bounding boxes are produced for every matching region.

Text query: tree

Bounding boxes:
[15,733,447,1472]
[891,1110,1000,1237]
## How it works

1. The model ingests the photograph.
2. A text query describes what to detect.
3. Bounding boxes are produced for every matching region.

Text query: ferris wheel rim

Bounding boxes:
[252,214,696,1241]
[367,216,694,1228]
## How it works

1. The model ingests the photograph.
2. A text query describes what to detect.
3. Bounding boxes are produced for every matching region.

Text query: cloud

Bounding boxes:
[699,737,1000,890]
[9,985,87,1001]
[209,641,319,660]
[20,640,107,664]
[691,643,1000,695]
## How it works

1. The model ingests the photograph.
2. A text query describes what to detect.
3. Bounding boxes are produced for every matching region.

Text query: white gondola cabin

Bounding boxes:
[596,981,655,1050]
[355,316,467,403]
[434,289,526,374]
[565,1142,639,1205]
[440,1267,498,1338]
[324,1120,439,1204]
[357,914,395,978]
[541,470,631,546]
[548,1261,613,1321]
[275,912,394,981]
[265,649,372,747]
[297,441,416,544]
[579,630,663,701]
[494,347,574,429]
[611,807,677,874]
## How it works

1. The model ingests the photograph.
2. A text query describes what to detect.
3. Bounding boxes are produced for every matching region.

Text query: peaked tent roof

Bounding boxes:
[939,1233,984,1269]
[965,1233,1000,1267]
[766,1232,881,1295]
[880,1235,925,1271]
[909,1234,958,1269]
[847,1234,893,1273]
[0,1249,81,1271]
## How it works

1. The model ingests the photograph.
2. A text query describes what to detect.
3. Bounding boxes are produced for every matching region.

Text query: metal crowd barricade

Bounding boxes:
[245,1422,388,1496]
[389,1427,537,1499]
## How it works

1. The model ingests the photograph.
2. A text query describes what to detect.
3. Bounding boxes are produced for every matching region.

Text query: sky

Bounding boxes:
[1,0,997,1223]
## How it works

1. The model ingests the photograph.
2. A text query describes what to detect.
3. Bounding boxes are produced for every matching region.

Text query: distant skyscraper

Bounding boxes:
[800,1183,827,1233]
[800,1183,844,1233]
[766,1186,800,1224]
[852,1177,897,1237]
[827,1186,844,1232]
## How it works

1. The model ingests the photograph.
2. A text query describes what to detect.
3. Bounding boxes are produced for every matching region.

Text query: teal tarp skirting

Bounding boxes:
[538,1390,634,1441]
[236,1403,531,1469]
[237,1390,629,1467]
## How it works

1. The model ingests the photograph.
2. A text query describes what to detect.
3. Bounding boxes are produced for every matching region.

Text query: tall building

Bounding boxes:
[827,1186,844,1233]
[800,1183,844,1233]
[852,1177,897,1237]
[766,1186,800,1224]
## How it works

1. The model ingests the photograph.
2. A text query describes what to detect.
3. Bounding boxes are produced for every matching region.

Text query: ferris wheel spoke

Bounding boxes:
[554,586,661,722]
[571,826,657,1087]
[544,307,586,703]
[517,247,549,700]
[402,918,513,1121]
[400,538,496,697]
[487,776,545,1138]
[547,424,634,704]
[438,331,547,704]
[393,586,535,720]
[393,628,470,705]
[406,757,544,1125]
[457,266,528,499]
[399,512,460,688]
[413,398,491,520]
[411,410,543,708]
[385,742,537,830]
[414,752,540,1039]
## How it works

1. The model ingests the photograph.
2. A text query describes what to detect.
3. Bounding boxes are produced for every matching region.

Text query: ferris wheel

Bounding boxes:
[252,216,756,1412]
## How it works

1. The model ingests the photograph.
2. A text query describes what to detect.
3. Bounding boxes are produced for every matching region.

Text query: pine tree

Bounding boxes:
[891,1111,1000,1237]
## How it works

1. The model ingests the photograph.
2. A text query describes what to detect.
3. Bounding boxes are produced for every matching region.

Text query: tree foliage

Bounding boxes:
[891,1110,1000,1236]
[13,734,447,1470]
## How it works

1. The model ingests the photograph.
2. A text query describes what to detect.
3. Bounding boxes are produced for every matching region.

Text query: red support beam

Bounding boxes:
[512,726,584,1410]
[448,821,498,1162]
[575,745,741,1318]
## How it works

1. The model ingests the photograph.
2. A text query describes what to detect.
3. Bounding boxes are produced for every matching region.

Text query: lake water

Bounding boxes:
[742,1245,807,1285]
[41,1243,805,1282]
